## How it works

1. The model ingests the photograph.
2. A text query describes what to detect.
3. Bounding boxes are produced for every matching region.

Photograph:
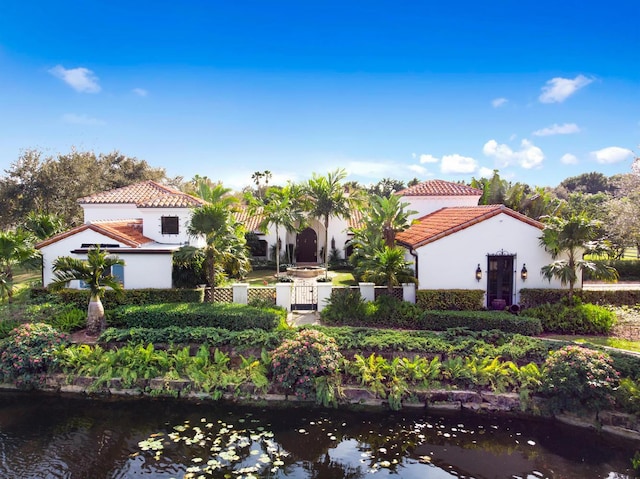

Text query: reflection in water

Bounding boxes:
[0,392,636,478]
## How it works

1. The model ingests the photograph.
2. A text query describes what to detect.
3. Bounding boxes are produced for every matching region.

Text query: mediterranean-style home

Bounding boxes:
[37,181,206,289]
[37,178,565,307]
[395,180,565,307]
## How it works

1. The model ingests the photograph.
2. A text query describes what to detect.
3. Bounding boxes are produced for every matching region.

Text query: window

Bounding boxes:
[161,216,179,235]
[79,264,124,288]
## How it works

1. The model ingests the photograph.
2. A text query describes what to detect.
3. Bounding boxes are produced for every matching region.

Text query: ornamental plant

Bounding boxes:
[540,345,619,413]
[0,322,69,389]
[270,329,343,401]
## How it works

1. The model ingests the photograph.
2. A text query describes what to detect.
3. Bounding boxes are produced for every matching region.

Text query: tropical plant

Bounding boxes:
[539,215,618,298]
[305,169,353,276]
[367,194,417,248]
[49,246,125,336]
[360,246,417,291]
[246,183,307,278]
[0,229,40,303]
[22,211,66,240]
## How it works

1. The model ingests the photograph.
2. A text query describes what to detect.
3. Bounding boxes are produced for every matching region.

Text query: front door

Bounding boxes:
[487,255,514,307]
[296,228,317,263]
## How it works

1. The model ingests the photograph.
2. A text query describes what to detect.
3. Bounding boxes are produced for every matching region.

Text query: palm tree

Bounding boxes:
[247,184,307,278]
[305,169,352,275]
[360,246,417,292]
[367,194,417,248]
[49,246,124,336]
[23,211,65,240]
[539,215,618,299]
[0,229,40,303]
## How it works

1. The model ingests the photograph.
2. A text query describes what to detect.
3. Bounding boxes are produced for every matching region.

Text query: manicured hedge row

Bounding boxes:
[584,260,640,281]
[31,287,204,309]
[416,311,542,335]
[109,303,283,331]
[416,289,485,311]
[99,326,288,350]
[520,288,640,308]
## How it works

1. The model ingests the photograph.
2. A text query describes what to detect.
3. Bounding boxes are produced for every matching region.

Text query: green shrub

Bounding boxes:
[616,378,640,415]
[584,260,640,281]
[109,303,283,331]
[0,323,69,389]
[524,302,616,334]
[521,288,640,308]
[270,329,343,401]
[0,320,20,340]
[417,311,542,335]
[50,307,86,333]
[321,288,371,324]
[519,289,568,308]
[38,288,205,310]
[540,345,619,413]
[416,289,485,311]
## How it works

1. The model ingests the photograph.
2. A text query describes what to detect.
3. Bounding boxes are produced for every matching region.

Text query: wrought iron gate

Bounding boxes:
[291,284,318,311]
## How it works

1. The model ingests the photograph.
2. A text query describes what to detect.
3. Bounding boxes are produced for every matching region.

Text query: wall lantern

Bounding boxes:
[475,264,482,282]
[521,264,528,281]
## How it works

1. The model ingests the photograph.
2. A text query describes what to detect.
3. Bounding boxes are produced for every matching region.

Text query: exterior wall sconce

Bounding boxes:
[521,264,528,281]
[475,264,482,282]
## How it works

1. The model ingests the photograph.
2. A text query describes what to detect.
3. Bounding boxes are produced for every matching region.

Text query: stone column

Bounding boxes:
[316,283,333,312]
[359,282,375,302]
[232,283,249,305]
[276,283,292,311]
[402,283,416,303]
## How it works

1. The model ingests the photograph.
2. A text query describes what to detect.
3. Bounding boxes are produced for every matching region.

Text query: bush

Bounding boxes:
[540,345,619,412]
[321,289,371,324]
[109,303,283,331]
[524,301,616,334]
[520,288,640,308]
[36,288,205,310]
[417,311,542,336]
[584,260,640,281]
[416,289,485,311]
[270,329,343,401]
[0,323,69,389]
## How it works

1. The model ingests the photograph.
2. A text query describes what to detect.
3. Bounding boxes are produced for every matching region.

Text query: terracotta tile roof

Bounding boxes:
[234,206,265,233]
[396,179,482,197]
[36,219,154,249]
[347,208,364,230]
[396,205,544,248]
[78,180,205,208]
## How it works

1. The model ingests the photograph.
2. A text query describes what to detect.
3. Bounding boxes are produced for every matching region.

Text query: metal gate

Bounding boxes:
[291,284,318,311]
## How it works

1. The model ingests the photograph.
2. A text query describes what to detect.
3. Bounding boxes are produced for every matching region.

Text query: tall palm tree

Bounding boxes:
[247,184,307,278]
[360,246,417,292]
[23,211,66,241]
[0,229,40,303]
[539,215,618,299]
[305,169,352,275]
[49,246,124,336]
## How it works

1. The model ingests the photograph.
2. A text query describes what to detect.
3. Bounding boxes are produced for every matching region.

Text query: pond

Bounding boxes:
[0,392,637,479]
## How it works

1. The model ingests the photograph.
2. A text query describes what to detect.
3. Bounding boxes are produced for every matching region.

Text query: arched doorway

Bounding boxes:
[296,227,317,263]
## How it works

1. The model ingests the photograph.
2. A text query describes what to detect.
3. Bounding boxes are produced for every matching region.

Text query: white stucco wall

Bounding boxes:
[404,196,481,221]
[39,230,173,289]
[82,204,141,223]
[407,212,565,305]
[139,208,195,245]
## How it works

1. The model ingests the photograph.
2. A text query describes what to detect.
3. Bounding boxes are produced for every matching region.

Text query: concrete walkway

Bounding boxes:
[287,310,321,327]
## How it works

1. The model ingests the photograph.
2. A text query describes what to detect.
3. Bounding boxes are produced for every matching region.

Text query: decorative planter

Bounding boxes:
[491,298,507,310]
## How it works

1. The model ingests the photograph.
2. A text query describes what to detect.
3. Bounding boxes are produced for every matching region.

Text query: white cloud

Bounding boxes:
[590,146,634,164]
[407,164,430,176]
[477,166,495,178]
[419,154,439,164]
[440,154,478,174]
[492,97,508,108]
[61,113,105,125]
[483,139,544,169]
[48,65,101,93]
[539,74,592,103]
[560,153,579,165]
[533,123,580,136]
[132,88,148,97]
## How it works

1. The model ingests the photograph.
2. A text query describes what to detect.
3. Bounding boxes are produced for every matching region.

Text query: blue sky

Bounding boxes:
[1,1,638,190]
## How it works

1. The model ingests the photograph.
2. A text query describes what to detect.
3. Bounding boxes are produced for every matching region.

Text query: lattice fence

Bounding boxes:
[374,286,403,300]
[203,287,233,303]
[248,287,276,305]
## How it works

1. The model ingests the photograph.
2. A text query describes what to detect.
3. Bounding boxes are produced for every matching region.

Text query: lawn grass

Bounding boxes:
[547,334,640,353]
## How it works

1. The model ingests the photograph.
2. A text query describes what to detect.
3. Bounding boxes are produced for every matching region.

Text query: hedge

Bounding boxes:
[583,260,640,281]
[415,311,542,335]
[31,287,204,309]
[416,289,485,311]
[109,303,283,331]
[520,288,640,308]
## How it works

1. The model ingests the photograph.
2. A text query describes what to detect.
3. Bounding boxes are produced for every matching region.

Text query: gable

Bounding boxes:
[78,180,205,208]
[37,220,153,249]
[396,205,543,248]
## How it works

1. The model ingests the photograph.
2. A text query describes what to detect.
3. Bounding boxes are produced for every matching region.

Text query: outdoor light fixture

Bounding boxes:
[475,264,482,282]
[521,264,528,281]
